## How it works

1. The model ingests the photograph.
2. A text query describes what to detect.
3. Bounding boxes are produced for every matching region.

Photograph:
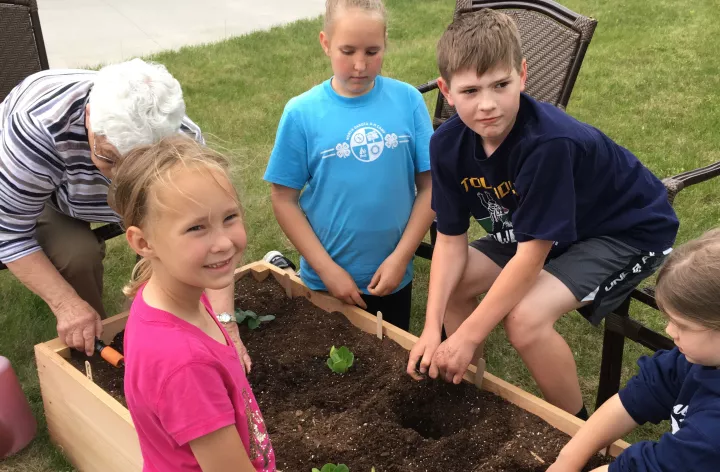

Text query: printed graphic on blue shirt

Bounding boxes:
[321,122,410,163]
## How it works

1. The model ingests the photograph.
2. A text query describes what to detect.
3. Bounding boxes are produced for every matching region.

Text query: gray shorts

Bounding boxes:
[469,236,670,325]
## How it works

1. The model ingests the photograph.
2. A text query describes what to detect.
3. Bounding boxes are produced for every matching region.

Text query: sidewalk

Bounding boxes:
[37,0,326,68]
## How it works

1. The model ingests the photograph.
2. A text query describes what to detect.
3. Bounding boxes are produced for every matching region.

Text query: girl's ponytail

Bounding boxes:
[123,257,153,298]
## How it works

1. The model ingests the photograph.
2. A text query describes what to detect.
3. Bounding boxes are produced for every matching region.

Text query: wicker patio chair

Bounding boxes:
[0,0,125,271]
[411,0,720,409]
[0,0,49,102]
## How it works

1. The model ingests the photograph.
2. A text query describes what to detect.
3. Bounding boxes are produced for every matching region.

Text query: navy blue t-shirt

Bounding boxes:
[611,348,720,472]
[430,93,679,253]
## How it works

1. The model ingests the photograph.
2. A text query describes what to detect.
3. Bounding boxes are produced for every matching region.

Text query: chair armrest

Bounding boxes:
[630,286,658,310]
[416,79,439,94]
[662,160,720,203]
[92,223,125,242]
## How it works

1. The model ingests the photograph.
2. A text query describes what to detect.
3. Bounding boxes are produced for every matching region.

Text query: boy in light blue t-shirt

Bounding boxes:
[263,0,434,330]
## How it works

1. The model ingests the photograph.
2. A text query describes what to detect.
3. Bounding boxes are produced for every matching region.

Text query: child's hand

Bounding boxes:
[224,321,252,374]
[367,252,407,297]
[321,264,367,309]
[407,329,442,380]
[546,455,584,472]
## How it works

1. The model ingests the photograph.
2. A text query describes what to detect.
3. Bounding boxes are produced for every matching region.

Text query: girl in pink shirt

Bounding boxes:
[108,135,275,472]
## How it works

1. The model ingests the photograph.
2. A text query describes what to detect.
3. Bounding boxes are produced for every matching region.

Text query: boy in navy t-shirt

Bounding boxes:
[407,9,679,418]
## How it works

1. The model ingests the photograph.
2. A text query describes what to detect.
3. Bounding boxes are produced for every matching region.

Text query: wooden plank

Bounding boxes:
[35,341,141,472]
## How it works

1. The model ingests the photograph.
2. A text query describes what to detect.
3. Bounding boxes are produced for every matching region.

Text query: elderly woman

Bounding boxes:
[0,59,243,362]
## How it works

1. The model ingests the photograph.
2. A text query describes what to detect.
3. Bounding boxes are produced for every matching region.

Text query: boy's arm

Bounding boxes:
[428,238,552,383]
[190,425,256,472]
[407,231,468,380]
[549,394,638,471]
[459,238,552,344]
[368,171,435,296]
[270,184,366,308]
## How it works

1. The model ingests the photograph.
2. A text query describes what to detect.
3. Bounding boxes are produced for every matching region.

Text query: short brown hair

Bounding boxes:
[437,9,523,84]
[656,228,720,330]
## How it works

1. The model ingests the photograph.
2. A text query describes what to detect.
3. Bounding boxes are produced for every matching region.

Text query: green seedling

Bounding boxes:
[311,465,349,472]
[310,466,376,472]
[327,345,354,374]
[234,308,275,330]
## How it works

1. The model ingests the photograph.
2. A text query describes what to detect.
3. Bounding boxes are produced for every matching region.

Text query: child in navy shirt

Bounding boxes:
[407,9,678,419]
[549,229,720,472]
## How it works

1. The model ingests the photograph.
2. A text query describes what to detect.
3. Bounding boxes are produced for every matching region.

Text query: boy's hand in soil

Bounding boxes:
[368,252,407,297]
[320,263,367,309]
[407,329,442,380]
[429,331,477,384]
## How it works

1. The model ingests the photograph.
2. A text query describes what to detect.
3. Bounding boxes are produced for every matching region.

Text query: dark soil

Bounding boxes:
[67,275,613,471]
[68,330,126,408]
[235,276,613,472]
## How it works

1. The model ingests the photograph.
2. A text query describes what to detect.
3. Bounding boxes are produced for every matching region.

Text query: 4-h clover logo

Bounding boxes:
[385,133,399,149]
[336,142,350,158]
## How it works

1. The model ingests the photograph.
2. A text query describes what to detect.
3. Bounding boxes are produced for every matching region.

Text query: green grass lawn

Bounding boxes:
[1,0,719,470]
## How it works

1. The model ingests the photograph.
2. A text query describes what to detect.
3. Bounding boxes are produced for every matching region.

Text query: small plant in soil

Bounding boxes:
[235,308,275,330]
[326,345,354,374]
[311,466,375,472]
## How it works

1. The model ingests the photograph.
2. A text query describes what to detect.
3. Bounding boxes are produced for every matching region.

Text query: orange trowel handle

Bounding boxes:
[95,339,125,367]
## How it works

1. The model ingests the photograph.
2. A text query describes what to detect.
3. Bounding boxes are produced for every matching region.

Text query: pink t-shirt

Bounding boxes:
[124,286,276,471]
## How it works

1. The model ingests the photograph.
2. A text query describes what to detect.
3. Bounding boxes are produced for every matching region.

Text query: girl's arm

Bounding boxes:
[270,184,366,308]
[394,171,435,261]
[205,285,252,373]
[549,394,638,471]
[189,424,256,472]
[368,171,435,296]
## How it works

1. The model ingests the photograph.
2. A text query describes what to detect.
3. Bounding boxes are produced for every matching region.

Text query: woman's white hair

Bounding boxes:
[88,58,186,155]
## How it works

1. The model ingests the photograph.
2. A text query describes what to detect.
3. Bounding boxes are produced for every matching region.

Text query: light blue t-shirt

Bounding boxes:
[264,75,433,294]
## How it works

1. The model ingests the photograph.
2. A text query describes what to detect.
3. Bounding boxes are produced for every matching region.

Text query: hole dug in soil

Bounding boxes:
[392,384,475,440]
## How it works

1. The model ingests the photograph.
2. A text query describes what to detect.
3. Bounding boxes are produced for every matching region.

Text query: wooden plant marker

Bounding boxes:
[529,450,545,465]
[473,341,487,388]
[474,357,486,389]
[282,272,292,299]
[84,361,93,382]
[376,311,383,340]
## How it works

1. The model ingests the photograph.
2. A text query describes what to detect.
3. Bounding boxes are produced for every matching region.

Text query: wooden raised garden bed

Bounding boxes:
[35,261,629,471]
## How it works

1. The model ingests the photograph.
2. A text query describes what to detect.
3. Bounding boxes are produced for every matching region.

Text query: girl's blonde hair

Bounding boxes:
[107,135,236,298]
[324,0,387,34]
[656,228,720,330]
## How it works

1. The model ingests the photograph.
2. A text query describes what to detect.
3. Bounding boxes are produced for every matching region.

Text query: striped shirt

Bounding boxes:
[0,69,203,263]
